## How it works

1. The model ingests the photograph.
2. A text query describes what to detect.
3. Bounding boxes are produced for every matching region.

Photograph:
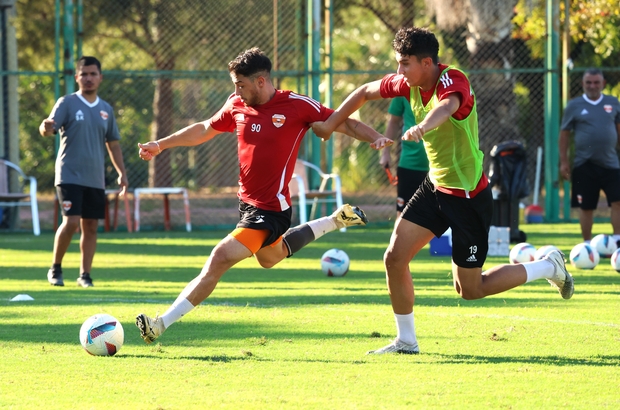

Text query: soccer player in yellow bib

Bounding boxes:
[313,27,574,355]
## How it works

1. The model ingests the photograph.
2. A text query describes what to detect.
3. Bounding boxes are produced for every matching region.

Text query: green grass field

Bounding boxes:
[1,223,619,409]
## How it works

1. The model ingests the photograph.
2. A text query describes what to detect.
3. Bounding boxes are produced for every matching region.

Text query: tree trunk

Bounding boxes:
[149,57,175,187]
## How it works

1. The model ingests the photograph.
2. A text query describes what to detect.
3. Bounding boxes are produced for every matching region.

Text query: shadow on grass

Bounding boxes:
[429,353,620,367]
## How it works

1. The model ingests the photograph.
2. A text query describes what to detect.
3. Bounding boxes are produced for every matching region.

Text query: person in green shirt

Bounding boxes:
[380,96,429,218]
[313,27,574,355]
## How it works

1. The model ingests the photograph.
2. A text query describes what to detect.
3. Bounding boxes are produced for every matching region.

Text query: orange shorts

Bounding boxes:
[230,228,283,254]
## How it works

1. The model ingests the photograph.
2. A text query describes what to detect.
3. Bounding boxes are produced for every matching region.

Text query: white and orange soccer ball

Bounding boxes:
[569,243,599,270]
[79,314,124,356]
[590,234,617,258]
[321,248,350,277]
[509,242,537,264]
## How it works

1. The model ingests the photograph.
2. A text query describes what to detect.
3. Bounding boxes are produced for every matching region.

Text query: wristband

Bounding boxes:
[154,140,162,154]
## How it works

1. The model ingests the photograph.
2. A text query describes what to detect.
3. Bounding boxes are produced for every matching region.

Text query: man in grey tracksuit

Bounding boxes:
[39,56,128,288]
[559,68,620,244]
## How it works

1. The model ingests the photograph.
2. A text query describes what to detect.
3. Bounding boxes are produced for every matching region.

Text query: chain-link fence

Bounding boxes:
[3,0,620,232]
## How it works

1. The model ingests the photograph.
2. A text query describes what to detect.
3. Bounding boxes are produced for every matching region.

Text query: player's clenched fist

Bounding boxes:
[403,124,425,142]
[137,141,161,161]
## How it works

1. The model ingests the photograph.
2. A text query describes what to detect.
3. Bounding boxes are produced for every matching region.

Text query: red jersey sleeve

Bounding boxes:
[435,67,474,120]
[379,69,474,120]
[288,92,334,123]
[209,94,237,133]
[379,74,411,99]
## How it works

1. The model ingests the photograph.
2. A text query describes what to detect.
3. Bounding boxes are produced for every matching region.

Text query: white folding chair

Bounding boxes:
[0,159,40,235]
[289,159,345,232]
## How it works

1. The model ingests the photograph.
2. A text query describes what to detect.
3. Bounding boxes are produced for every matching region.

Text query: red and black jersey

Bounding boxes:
[379,64,474,120]
[210,90,333,211]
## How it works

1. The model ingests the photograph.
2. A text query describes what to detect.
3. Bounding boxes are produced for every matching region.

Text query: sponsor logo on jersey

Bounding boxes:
[604,104,613,113]
[100,110,109,120]
[75,110,84,121]
[272,114,286,128]
[580,108,589,115]
[254,215,265,223]
[62,200,72,212]
[439,73,453,89]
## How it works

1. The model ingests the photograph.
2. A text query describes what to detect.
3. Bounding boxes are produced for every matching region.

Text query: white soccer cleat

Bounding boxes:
[366,338,420,355]
[543,250,574,299]
[332,204,368,229]
[136,313,166,344]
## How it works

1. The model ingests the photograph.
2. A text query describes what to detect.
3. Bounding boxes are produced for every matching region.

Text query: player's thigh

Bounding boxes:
[451,263,483,294]
[386,218,436,265]
[571,162,600,209]
[210,234,255,268]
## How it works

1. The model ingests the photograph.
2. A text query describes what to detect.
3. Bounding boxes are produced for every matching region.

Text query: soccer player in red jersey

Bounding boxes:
[135,47,393,344]
[313,27,574,355]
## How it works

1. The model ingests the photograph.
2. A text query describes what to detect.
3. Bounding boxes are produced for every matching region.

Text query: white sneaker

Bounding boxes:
[543,250,574,299]
[136,313,166,344]
[366,338,419,355]
[332,204,368,228]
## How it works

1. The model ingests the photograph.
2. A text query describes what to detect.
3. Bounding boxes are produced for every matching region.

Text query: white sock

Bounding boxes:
[584,239,591,244]
[160,298,194,328]
[523,259,555,283]
[307,216,338,240]
[394,312,417,345]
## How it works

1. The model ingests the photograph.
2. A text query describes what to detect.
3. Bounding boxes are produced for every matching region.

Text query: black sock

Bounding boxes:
[52,263,62,272]
[282,224,315,257]
[80,272,90,277]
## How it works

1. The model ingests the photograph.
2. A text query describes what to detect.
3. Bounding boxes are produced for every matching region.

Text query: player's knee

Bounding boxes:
[457,285,484,300]
[383,248,397,268]
[257,259,277,269]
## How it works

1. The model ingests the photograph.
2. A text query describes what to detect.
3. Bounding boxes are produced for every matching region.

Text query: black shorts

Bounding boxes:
[401,176,493,268]
[56,184,105,219]
[397,167,428,212]
[236,200,292,248]
[571,161,620,209]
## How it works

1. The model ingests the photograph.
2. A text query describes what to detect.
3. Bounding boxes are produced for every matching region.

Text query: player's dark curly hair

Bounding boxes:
[392,27,439,64]
[228,47,272,78]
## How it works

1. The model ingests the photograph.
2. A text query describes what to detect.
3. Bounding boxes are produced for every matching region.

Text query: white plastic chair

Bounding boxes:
[289,159,345,231]
[0,159,40,235]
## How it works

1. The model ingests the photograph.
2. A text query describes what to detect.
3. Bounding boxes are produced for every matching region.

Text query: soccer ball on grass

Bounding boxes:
[321,248,350,277]
[509,242,536,264]
[610,248,620,273]
[569,243,599,270]
[590,234,617,258]
[79,313,124,356]
[534,245,560,261]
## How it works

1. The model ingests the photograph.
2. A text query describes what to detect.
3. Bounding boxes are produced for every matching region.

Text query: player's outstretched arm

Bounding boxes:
[138,120,220,161]
[338,119,393,150]
[312,80,383,140]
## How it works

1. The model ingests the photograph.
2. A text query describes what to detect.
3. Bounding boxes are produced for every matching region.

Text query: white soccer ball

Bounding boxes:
[590,234,617,258]
[321,248,350,277]
[534,245,560,261]
[610,249,620,273]
[569,243,600,270]
[509,242,537,264]
[79,314,124,356]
